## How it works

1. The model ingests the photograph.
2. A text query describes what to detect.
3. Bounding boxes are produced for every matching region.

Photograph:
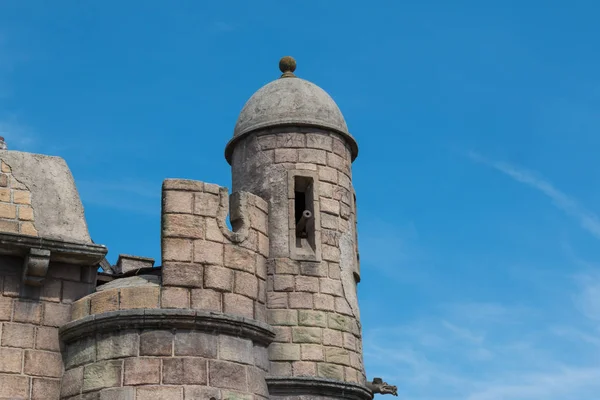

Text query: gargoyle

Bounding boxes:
[366,377,398,396]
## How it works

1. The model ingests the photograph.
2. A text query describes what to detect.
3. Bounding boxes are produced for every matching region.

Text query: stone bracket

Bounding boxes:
[22,247,51,286]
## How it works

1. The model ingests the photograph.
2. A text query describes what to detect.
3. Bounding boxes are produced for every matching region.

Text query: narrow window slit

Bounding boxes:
[293,176,316,254]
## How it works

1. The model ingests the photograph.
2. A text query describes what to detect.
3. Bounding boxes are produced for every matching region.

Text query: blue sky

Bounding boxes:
[2,1,600,398]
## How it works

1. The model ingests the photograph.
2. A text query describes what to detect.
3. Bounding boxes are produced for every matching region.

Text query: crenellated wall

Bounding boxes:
[59,179,275,400]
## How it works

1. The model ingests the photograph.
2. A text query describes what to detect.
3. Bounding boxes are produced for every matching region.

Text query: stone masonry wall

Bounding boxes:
[0,256,96,399]
[161,179,269,322]
[230,129,367,386]
[60,180,272,399]
[0,160,38,236]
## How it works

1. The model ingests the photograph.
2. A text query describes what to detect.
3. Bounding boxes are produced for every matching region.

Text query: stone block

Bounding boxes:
[184,386,221,400]
[293,361,317,376]
[2,322,35,348]
[163,179,204,191]
[0,202,16,218]
[269,361,292,376]
[269,343,300,361]
[328,262,341,279]
[123,358,160,385]
[163,238,193,262]
[13,299,42,323]
[61,366,84,398]
[20,221,38,235]
[164,214,204,239]
[163,357,207,385]
[247,366,269,396]
[0,187,9,201]
[83,360,122,392]
[43,301,71,327]
[275,148,298,163]
[24,350,63,377]
[327,152,348,172]
[326,347,351,365]
[219,335,253,364]
[267,292,288,309]
[301,344,325,361]
[319,279,343,296]
[273,326,292,343]
[322,244,341,263]
[224,244,255,273]
[48,262,81,281]
[91,290,119,314]
[268,309,297,326]
[2,275,20,297]
[32,378,61,400]
[97,330,139,360]
[350,351,362,369]
[194,240,224,265]
[256,256,267,280]
[223,292,254,319]
[204,265,233,291]
[258,233,269,257]
[0,375,29,399]
[335,297,353,316]
[13,190,31,204]
[164,190,193,213]
[161,287,190,308]
[295,276,319,292]
[323,329,343,346]
[234,271,258,299]
[343,332,357,350]
[298,148,326,165]
[0,219,18,233]
[277,132,305,148]
[345,366,359,383]
[140,330,173,356]
[332,136,349,156]
[36,326,60,351]
[0,347,22,373]
[328,313,352,332]
[194,192,220,217]
[257,278,266,304]
[62,281,92,303]
[314,294,335,311]
[299,262,328,277]
[162,262,203,288]
[306,133,333,151]
[209,360,247,391]
[289,292,313,309]
[66,337,96,368]
[273,275,294,292]
[298,310,327,327]
[271,258,298,275]
[320,213,338,230]
[119,286,159,309]
[317,362,344,380]
[205,217,226,243]
[137,386,183,400]
[191,289,222,312]
[174,330,217,357]
[292,327,322,344]
[320,197,340,216]
[0,295,12,320]
[40,278,61,302]
[253,345,269,371]
[99,387,136,400]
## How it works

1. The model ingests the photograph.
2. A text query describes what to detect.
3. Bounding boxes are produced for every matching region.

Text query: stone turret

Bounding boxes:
[226,57,372,400]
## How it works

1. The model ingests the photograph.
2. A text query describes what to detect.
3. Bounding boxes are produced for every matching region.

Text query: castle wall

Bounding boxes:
[0,257,96,399]
[230,128,367,392]
[60,180,274,400]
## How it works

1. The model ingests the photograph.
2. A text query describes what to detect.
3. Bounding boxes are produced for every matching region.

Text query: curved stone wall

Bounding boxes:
[230,129,367,387]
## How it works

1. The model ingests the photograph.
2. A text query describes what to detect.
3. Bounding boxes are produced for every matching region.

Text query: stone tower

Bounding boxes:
[225,57,373,399]
[0,58,397,399]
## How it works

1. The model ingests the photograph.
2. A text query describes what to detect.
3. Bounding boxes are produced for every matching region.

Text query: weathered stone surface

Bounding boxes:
[136,386,182,400]
[0,347,22,373]
[268,309,298,326]
[162,262,203,288]
[292,327,322,344]
[301,344,325,361]
[32,378,61,400]
[0,295,12,320]
[61,366,84,398]
[119,286,159,309]
[194,240,224,265]
[124,358,160,385]
[99,387,135,400]
[219,335,253,365]
[66,336,96,368]
[140,330,173,356]
[174,331,217,357]
[191,288,222,312]
[2,322,35,348]
[163,357,207,385]
[298,310,327,327]
[0,374,29,399]
[269,343,300,361]
[161,286,190,308]
[209,360,247,391]
[204,265,233,291]
[13,299,42,323]
[223,292,254,319]
[43,301,71,327]
[97,330,139,360]
[24,349,63,377]
[83,360,122,392]
[317,362,344,380]
[164,190,193,214]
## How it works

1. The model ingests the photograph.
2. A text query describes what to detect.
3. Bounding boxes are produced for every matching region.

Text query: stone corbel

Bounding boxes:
[22,248,51,286]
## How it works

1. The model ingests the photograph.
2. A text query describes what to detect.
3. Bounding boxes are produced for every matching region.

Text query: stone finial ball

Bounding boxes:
[279,56,296,73]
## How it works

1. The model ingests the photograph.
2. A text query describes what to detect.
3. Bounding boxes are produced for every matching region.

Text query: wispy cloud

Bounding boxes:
[77,180,161,216]
[468,151,600,240]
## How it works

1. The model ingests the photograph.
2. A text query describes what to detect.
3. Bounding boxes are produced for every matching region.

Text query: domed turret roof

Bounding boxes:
[225,57,358,163]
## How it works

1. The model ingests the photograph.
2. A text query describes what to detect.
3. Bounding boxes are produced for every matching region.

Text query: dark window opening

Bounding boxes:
[294,176,316,253]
